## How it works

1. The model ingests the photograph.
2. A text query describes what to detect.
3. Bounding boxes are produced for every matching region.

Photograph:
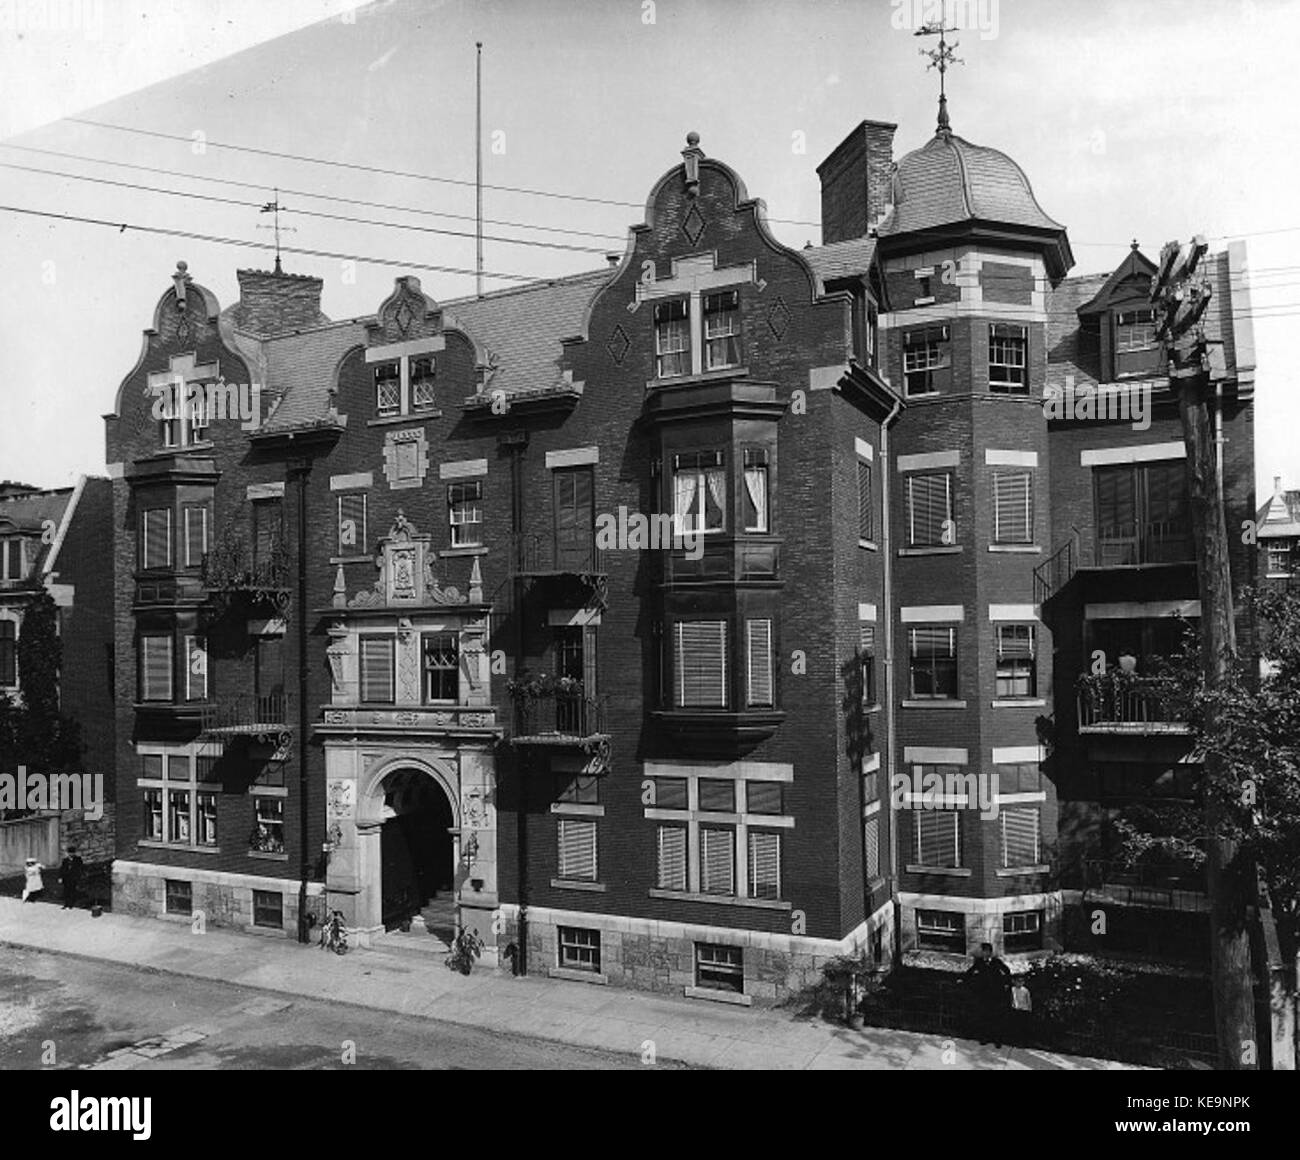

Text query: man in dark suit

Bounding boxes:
[963,941,1012,1047]
[60,846,84,910]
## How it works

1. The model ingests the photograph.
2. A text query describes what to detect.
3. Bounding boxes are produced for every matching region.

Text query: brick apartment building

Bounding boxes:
[0,476,117,859]
[101,100,1256,1000]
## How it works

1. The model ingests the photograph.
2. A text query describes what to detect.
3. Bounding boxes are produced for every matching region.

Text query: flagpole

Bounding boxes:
[476,41,483,299]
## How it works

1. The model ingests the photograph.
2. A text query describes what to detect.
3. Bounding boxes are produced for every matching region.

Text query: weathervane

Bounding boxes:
[915,19,964,135]
[257,188,296,273]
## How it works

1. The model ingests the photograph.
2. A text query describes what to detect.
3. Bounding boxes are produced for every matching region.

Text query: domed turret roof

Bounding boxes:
[879,129,1064,238]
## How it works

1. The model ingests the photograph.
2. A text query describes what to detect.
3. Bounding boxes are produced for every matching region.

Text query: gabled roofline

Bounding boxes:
[1077,246,1158,315]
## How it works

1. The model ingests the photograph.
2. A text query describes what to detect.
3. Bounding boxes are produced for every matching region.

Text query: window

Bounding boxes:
[654,298,690,377]
[556,774,600,806]
[909,627,958,699]
[748,830,781,899]
[1003,910,1044,953]
[184,635,208,702]
[165,879,192,916]
[557,817,597,881]
[916,274,933,300]
[746,781,783,815]
[860,624,877,707]
[141,508,172,570]
[1267,542,1293,576]
[902,326,949,396]
[143,788,163,841]
[653,778,688,810]
[1094,461,1191,566]
[252,797,285,854]
[0,621,14,687]
[165,792,188,843]
[742,448,769,533]
[700,826,735,895]
[657,826,688,890]
[675,621,728,708]
[1115,309,1159,378]
[906,472,953,547]
[252,498,283,572]
[914,811,960,868]
[337,493,367,556]
[672,451,725,536]
[1001,807,1041,868]
[558,926,601,973]
[553,466,595,570]
[253,890,283,929]
[704,289,741,370]
[360,636,395,703]
[183,505,209,568]
[997,762,1042,795]
[864,814,880,880]
[410,356,437,409]
[995,624,1036,697]
[140,634,173,702]
[993,471,1033,544]
[698,779,736,812]
[988,324,1029,393]
[196,791,218,847]
[447,480,483,549]
[863,771,879,802]
[374,361,400,415]
[916,909,965,953]
[159,382,207,448]
[422,633,458,702]
[0,538,23,581]
[746,619,773,708]
[857,458,873,541]
[695,943,744,993]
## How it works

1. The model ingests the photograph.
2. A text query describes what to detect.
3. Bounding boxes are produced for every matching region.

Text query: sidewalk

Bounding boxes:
[0,897,1138,1070]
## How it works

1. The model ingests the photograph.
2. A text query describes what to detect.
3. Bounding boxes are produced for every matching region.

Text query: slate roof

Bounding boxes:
[802,236,878,289]
[1255,488,1300,538]
[0,487,74,578]
[880,132,1064,238]
[257,320,370,433]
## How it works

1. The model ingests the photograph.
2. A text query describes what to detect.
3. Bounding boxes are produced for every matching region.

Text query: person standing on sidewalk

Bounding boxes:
[60,846,84,910]
[21,857,45,903]
[962,941,1012,1046]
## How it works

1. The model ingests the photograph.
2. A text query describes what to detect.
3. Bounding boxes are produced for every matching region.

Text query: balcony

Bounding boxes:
[200,692,293,758]
[510,686,607,744]
[1076,674,1190,734]
[508,533,607,609]
[1094,521,1193,568]
[201,537,292,615]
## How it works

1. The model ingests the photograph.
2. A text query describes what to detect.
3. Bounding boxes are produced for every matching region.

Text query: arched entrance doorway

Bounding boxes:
[378,767,456,933]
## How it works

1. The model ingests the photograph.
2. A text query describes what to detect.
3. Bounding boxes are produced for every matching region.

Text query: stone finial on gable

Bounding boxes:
[682,132,703,197]
[172,260,192,310]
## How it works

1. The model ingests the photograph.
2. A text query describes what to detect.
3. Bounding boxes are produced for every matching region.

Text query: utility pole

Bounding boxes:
[475,41,484,300]
[1151,235,1257,1069]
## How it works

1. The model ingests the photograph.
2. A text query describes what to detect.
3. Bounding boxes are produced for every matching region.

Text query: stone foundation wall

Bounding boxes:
[112,860,326,938]
[59,804,116,865]
[499,903,895,1007]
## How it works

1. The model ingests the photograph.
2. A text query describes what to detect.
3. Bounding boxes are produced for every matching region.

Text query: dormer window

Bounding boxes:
[374,362,400,416]
[655,299,690,378]
[1114,309,1160,378]
[0,537,25,581]
[410,356,437,409]
[704,290,741,370]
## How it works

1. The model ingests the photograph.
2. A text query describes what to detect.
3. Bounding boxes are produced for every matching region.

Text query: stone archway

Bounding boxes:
[354,756,461,940]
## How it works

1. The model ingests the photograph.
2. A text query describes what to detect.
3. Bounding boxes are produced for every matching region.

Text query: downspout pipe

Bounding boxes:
[879,393,904,968]
[293,455,312,943]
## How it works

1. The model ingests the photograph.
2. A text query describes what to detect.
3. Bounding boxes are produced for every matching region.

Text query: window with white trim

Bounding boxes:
[695,943,744,993]
[183,505,209,568]
[745,618,773,708]
[558,926,601,973]
[422,633,458,703]
[916,908,965,953]
[747,830,781,899]
[139,750,219,848]
[742,448,769,533]
[654,298,690,378]
[992,470,1033,544]
[656,825,688,890]
[672,451,725,536]
[253,890,284,929]
[860,623,877,707]
[857,458,873,541]
[374,361,400,416]
[410,356,437,409]
[1001,807,1041,868]
[995,624,1036,698]
[909,626,958,699]
[141,508,173,570]
[1114,308,1160,378]
[902,326,949,396]
[140,634,173,702]
[448,480,483,548]
[557,817,597,882]
[864,814,880,880]
[906,472,953,547]
[184,635,207,702]
[252,796,284,854]
[359,636,395,704]
[0,537,24,581]
[703,289,741,370]
[700,826,735,895]
[988,323,1029,393]
[675,620,727,708]
[914,810,961,868]
[1267,542,1293,576]
[1003,909,1044,952]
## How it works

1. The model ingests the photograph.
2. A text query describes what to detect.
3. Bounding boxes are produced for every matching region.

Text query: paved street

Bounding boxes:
[0,946,662,1070]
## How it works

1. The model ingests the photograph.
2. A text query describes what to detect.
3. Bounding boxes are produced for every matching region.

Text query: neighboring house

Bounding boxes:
[1256,475,1299,587]
[100,97,1256,997]
[0,476,116,857]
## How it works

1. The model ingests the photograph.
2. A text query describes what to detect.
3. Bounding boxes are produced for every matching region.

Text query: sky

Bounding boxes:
[1,0,1296,500]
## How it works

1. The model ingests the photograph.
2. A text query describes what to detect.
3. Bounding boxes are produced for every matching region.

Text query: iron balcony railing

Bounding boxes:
[200,691,292,735]
[201,537,292,593]
[510,690,606,742]
[508,532,606,578]
[1077,676,1188,733]
[1080,858,1208,910]
[1095,520,1194,567]
[1033,536,1077,605]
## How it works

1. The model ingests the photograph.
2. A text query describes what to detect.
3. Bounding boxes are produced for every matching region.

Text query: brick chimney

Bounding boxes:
[230,267,329,335]
[816,120,897,245]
